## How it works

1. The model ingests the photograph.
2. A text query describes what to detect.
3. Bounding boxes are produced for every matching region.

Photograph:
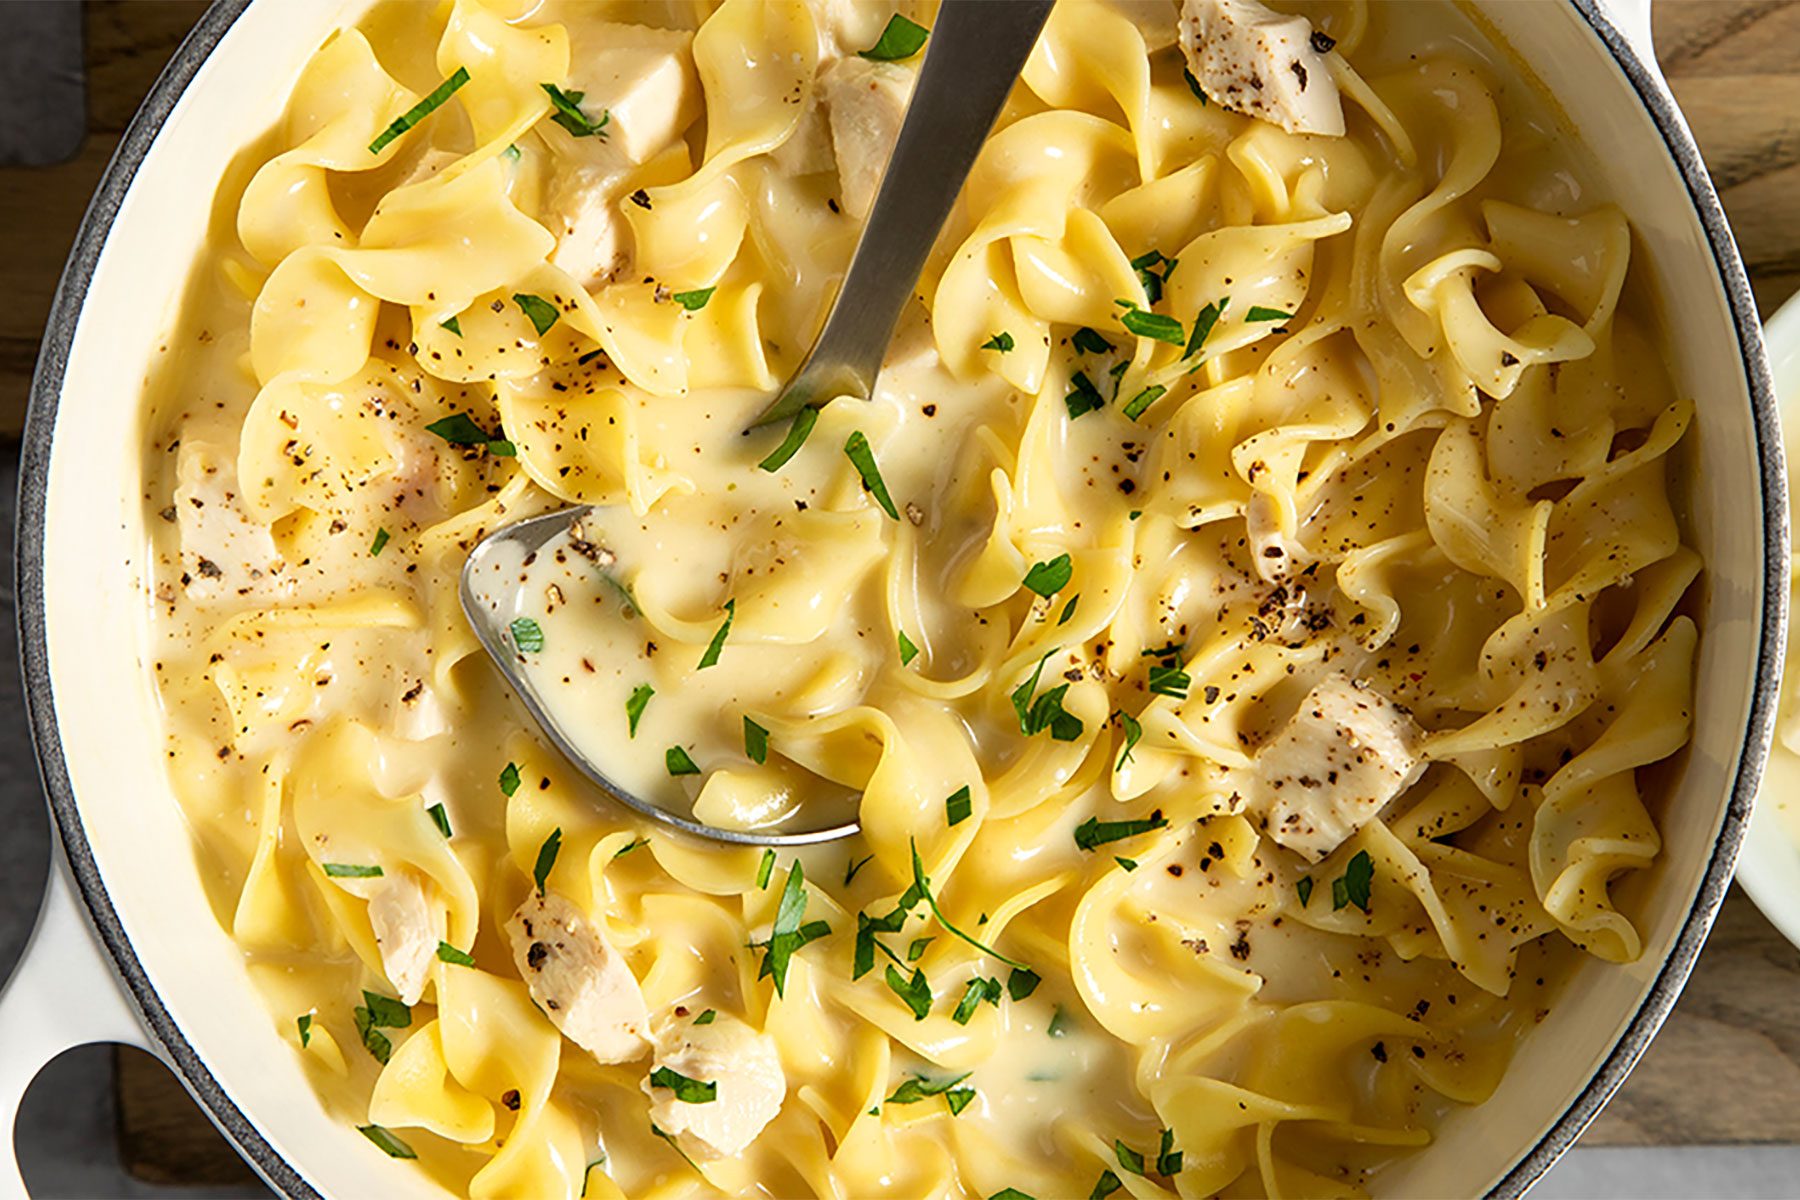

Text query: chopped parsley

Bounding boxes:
[744,716,769,764]
[845,854,875,886]
[613,838,647,859]
[1185,297,1229,359]
[1058,594,1080,626]
[425,412,511,454]
[540,82,609,138]
[898,630,920,665]
[947,1087,976,1115]
[435,941,475,967]
[697,599,735,669]
[1115,856,1138,872]
[909,841,1028,968]
[756,849,776,890]
[369,527,390,556]
[1130,250,1177,304]
[1073,813,1169,851]
[533,827,562,894]
[990,1190,1037,1200]
[1115,1139,1147,1176]
[666,746,701,776]
[1332,849,1375,913]
[649,1066,718,1104]
[510,617,544,654]
[859,12,930,60]
[907,936,934,962]
[1114,710,1142,771]
[672,287,715,311]
[1245,305,1295,323]
[354,990,410,1065]
[758,861,825,997]
[1073,327,1114,355]
[884,964,933,1019]
[1022,554,1073,598]
[499,761,521,797]
[1297,876,1314,906]
[694,1009,717,1025]
[368,67,470,155]
[952,976,1002,1024]
[1090,1171,1123,1199]
[1121,384,1166,421]
[296,1013,312,1048]
[626,684,653,736]
[946,785,972,827]
[1147,662,1190,699]
[1010,653,1084,741]
[1007,967,1041,1001]
[513,293,560,337]
[887,1071,971,1105]
[1156,1128,1183,1176]
[844,431,900,519]
[758,406,818,472]
[357,1124,418,1159]
[982,331,1015,352]
[440,316,462,337]
[322,862,383,878]
[1064,370,1105,419]
[1116,301,1185,345]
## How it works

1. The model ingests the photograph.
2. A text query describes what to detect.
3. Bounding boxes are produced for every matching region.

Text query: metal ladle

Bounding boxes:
[461,0,1055,846]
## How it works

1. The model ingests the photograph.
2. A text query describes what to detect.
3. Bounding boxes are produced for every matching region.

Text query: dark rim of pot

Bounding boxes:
[11,2,1784,1199]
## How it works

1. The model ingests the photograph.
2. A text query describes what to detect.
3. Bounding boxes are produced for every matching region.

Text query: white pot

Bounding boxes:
[1,1,1785,1196]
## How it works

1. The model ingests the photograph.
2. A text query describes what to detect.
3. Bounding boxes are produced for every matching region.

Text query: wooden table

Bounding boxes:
[6,0,1798,1185]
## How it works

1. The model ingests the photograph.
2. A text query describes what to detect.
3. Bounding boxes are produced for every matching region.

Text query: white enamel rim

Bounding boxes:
[3,0,1784,1197]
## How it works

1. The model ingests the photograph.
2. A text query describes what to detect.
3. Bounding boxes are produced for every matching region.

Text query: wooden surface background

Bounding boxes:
[3,0,1797,1184]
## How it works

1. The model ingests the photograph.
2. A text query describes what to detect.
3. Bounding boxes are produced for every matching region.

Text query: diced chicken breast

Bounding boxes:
[1254,673,1424,861]
[1178,0,1344,136]
[642,1013,786,1160]
[821,57,915,221]
[507,890,650,1063]
[368,869,444,1007]
[541,23,699,288]
[173,440,288,603]
[562,22,701,166]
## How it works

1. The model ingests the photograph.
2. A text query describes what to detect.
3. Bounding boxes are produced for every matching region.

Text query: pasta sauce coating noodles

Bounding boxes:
[143,0,1699,1196]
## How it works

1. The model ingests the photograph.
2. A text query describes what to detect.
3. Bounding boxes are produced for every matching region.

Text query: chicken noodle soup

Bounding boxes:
[145,0,1698,1195]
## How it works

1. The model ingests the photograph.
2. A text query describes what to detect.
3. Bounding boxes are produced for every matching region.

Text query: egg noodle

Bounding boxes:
[143,0,1698,1196]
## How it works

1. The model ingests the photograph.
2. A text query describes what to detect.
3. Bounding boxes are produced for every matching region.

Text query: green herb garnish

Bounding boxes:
[1115,710,1142,771]
[425,412,508,451]
[650,1066,718,1104]
[744,717,769,764]
[759,861,822,997]
[885,964,933,1019]
[898,630,920,665]
[1130,250,1177,304]
[666,746,701,776]
[907,936,935,962]
[910,841,1028,968]
[1183,66,1209,104]
[323,863,383,878]
[845,854,875,886]
[1090,1171,1124,1199]
[982,332,1015,352]
[510,617,544,653]
[1245,305,1295,323]
[368,67,470,155]
[952,976,1003,1024]
[945,785,972,827]
[1022,554,1072,598]
[1297,876,1314,906]
[1007,967,1040,1000]
[370,528,390,556]
[1115,1139,1147,1176]
[1116,301,1185,345]
[1073,813,1169,851]
[698,598,734,669]
[1185,297,1228,359]
[1065,370,1105,419]
[844,431,899,519]
[1122,384,1166,422]
[672,287,715,311]
[859,13,930,60]
[1332,849,1374,913]
[887,1072,971,1104]
[426,801,452,837]
[357,1124,418,1159]
[1058,595,1080,626]
[540,82,609,138]
[440,316,462,337]
[436,941,475,966]
[499,761,521,797]
[296,1013,312,1047]
[1147,662,1190,699]
[1115,856,1138,871]
[694,1009,717,1025]
[513,293,560,337]
[533,827,562,894]
[626,684,653,736]
[758,406,818,472]
[1156,1128,1183,1176]
[1010,653,1084,741]
[1073,327,1114,355]
[757,849,776,890]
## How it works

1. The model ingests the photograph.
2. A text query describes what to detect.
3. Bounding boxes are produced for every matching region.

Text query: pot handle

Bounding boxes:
[1588,0,1660,79]
[0,852,157,1197]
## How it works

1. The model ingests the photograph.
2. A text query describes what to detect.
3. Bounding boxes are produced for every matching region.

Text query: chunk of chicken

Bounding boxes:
[172,440,288,603]
[507,890,650,1063]
[1178,0,1344,136]
[821,57,915,220]
[642,1012,786,1160]
[562,22,700,166]
[1254,673,1424,861]
[542,23,700,288]
[368,869,444,1007]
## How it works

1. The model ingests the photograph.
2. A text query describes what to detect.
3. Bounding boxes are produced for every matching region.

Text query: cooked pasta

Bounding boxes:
[142,0,1698,1196]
